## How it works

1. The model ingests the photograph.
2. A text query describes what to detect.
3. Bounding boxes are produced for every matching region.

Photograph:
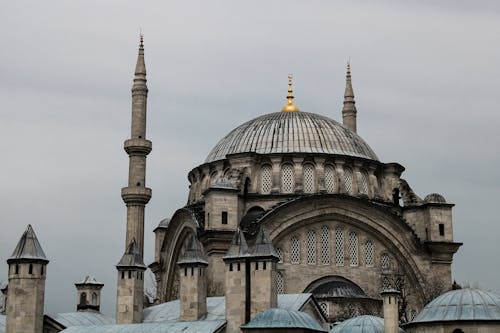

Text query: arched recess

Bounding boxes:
[157,208,200,302]
[304,275,366,296]
[258,194,427,304]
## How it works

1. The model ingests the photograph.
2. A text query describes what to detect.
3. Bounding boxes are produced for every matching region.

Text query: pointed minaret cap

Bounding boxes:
[223,228,250,261]
[116,239,146,269]
[8,224,49,264]
[281,74,300,112]
[177,235,208,266]
[251,227,279,262]
[342,62,357,133]
[134,34,146,77]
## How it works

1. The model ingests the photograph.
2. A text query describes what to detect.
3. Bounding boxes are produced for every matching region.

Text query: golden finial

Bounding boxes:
[281,74,300,112]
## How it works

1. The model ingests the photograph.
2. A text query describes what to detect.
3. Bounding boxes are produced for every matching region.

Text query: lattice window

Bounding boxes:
[306,230,317,265]
[365,240,374,267]
[349,232,359,266]
[275,271,284,294]
[281,164,295,193]
[319,302,329,316]
[409,309,417,321]
[303,164,315,193]
[360,171,369,195]
[335,226,344,266]
[276,247,283,263]
[344,168,353,194]
[290,235,300,264]
[381,253,391,270]
[325,165,336,193]
[395,276,404,292]
[260,165,272,194]
[320,225,330,265]
[382,275,391,290]
[348,304,360,318]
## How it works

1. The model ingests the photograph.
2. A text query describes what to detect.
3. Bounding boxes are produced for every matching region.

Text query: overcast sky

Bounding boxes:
[1,0,499,316]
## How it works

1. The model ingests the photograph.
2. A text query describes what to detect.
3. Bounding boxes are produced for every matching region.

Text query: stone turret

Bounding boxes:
[249,228,279,319]
[223,229,251,333]
[381,289,401,333]
[121,35,152,255]
[116,239,146,324]
[177,235,209,321]
[5,225,49,333]
[75,275,104,312]
[342,62,357,133]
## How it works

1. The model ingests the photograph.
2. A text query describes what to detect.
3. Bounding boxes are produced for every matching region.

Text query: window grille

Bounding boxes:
[276,247,283,263]
[344,168,353,194]
[382,276,391,290]
[261,165,272,194]
[275,271,284,294]
[290,235,300,264]
[319,302,329,316]
[325,165,336,193]
[395,276,404,291]
[381,253,390,270]
[303,164,315,193]
[348,304,360,317]
[320,225,330,265]
[306,230,317,265]
[335,226,344,266]
[360,171,369,195]
[349,232,359,266]
[281,164,295,193]
[365,240,374,267]
[409,309,417,321]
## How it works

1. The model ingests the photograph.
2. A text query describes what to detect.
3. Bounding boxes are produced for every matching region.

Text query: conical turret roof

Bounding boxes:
[251,227,279,261]
[223,228,250,260]
[8,224,48,264]
[116,239,146,269]
[177,235,208,266]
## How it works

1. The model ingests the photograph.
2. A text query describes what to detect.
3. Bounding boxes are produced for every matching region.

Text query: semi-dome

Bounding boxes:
[331,315,405,333]
[205,111,378,163]
[424,193,446,204]
[411,288,500,323]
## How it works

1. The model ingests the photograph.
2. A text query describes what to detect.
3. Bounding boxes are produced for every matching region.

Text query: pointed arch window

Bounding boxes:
[91,292,98,305]
[281,164,295,193]
[349,232,359,266]
[365,240,374,267]
[344,168,353,194]
[306,230,317,265]
[79,292,87,305]
[303,164,315,193]
[335,226,344,266]
[381,253,391,271]
[276,247,283,263]
[324,165,336,193]
[260,164,272,194]
[290,235,300,264]
[276,271,284,294]
[320,225,330,265]
[360,171,369,195]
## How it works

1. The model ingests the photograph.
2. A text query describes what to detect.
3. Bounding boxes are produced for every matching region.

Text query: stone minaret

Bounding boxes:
[342,62,357,133]
[6,225,49,333]
[177,235,208,321]
[249,228,279,319]
[116,239,146,324]
[75,275,104,312]
[121,35,152,255]
[381,289,401,333]
[223,229,250,333]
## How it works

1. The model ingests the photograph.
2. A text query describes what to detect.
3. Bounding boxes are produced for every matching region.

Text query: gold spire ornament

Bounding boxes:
[281,74,300,112]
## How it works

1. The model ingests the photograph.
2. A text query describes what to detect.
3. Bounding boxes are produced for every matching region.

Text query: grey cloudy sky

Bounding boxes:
[1,0,499,316]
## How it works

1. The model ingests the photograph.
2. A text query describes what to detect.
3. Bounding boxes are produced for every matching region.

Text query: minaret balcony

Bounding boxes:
[121,186,152,204]
[124,138,152,155]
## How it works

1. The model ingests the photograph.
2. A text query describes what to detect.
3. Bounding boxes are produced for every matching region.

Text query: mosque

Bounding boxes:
[1,38,500,333]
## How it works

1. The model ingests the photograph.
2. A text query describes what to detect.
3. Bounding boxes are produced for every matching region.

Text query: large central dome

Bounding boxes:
[205,111,378,163]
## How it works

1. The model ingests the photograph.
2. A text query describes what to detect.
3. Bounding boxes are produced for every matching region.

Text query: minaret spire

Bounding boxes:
[342,62,357,133]
[121,35,152,255]
[281,74,300,112]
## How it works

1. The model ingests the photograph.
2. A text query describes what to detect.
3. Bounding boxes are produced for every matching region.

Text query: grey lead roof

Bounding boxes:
[0,315,5,333]
[223,228,250,260]
[116,239,146,269]
[8,224,48,263]
[241,308,326,332]
[75,276,103,286]
[331,315,405,333]
[251,228,279,260]
[60,320,225,333]
[205,111,378,163]
[47,312,114,327]
[177,235,208,266]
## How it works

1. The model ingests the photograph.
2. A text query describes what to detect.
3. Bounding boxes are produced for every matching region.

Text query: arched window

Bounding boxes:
[335,226,344,266]
[452,329,464,333]
[344,168,353,194]
[319,302,329,317]
[381,253,391,270]
[79,292,87,305]
[324,165,336,193]
[349,232,359,266]
[275,271,284,294]
[306,230,317,265]
[409,309,417,321]
[382,276,391,290]
[359,171,369,195]
[281,164,294,193]
[260,164,272,194]
[320,225,330,265]
[303,164,315,193]
[365,240,374,267]
[91,292,98,305]
[276,247,283,263]
[290,235,300,264]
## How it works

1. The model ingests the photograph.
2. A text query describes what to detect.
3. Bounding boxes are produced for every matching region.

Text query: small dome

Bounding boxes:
[241,308,325,332]
[424,193,446,203]
[411,288,500,323]
[205,112,378,163]
[331,315,405,333]
[157,218,171,229]
[307,276,366,298]
[210,177,236,190]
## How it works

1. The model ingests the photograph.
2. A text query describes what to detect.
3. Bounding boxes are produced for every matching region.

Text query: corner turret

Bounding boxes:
[75,276,104,312]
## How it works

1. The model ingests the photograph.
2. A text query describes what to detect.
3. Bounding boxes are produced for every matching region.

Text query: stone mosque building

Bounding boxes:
[1,38,500,333]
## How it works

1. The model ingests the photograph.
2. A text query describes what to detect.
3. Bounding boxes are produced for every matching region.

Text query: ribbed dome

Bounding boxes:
[241,308,325,332]
[331,315,405,333]
[205,112,378,163]
[411,288,500,323]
